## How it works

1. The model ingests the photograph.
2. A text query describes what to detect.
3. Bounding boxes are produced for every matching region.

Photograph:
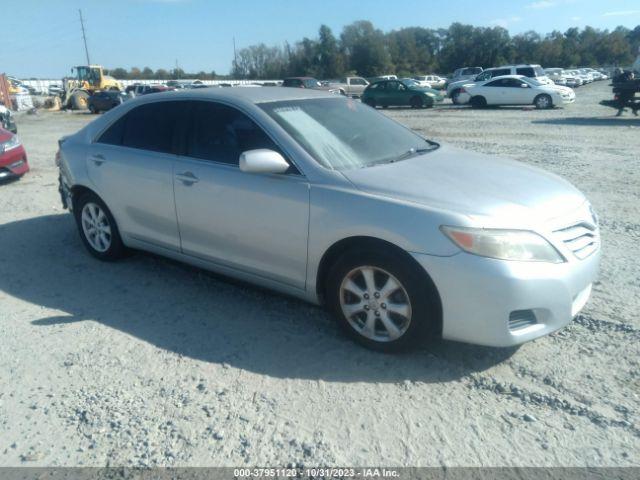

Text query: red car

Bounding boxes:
[0,127,29,180]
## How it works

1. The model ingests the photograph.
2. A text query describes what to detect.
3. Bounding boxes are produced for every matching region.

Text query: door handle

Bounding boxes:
[90,154,106,166]
[176,171,199,184]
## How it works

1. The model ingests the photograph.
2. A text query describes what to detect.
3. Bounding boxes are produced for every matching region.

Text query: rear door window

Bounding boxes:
[97,101,187,152]
[121,102,186,154]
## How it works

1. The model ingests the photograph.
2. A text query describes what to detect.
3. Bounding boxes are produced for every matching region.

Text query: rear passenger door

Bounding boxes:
[172,101,310,289]
[87,101,187,251]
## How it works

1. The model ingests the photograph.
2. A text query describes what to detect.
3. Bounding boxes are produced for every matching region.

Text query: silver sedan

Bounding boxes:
[57,88,600,351]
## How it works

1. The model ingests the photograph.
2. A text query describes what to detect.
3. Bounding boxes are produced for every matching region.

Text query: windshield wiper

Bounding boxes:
[365,144,439,168]
[393,146,436,162]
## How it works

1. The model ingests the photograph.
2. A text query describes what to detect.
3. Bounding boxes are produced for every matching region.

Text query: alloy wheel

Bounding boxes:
[339,266,412,342]
[81,202,112,253]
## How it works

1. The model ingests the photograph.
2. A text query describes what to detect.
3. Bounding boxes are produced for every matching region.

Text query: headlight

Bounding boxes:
[1,135,21,153]
[441,226,564,263]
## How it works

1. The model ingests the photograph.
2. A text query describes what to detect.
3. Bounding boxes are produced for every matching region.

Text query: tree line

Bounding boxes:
[230,21,640,79]
[105,21,640,81]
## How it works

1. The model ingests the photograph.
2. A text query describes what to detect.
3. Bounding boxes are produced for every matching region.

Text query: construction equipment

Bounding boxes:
[60,65,122,110]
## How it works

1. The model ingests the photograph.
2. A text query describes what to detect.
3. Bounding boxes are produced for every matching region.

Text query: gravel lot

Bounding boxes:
[0,81,638,467]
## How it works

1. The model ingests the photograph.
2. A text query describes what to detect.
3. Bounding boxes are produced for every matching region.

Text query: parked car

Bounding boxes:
[544,68,568,86]
[328,77,370,97]
[282,77,339,94]
[402,77,431,89]
[448,65,552,103]
[48,84,63,96]
[449,67,483,85]
[0,105,17,134]
[56,87,600,351]
[0,127,29,180]
[362,79,443,109]
[134,84,170,95]
[457,75,575,109]
[88,90,128,114]
[414,75,446,89]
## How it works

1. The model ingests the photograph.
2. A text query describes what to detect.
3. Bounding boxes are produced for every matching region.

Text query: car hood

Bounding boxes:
[340,144,585,224]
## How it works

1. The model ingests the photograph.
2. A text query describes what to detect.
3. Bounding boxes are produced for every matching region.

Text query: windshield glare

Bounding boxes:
[525,77,544,87]
[259,98,435,171]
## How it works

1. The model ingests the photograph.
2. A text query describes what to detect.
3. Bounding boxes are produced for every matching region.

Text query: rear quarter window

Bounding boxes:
[516,67,535,77]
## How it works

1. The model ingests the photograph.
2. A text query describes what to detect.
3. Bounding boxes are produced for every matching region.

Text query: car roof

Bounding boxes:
[127,85,335,104]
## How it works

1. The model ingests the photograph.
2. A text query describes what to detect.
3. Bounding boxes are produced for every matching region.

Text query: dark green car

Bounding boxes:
[361,79,444,109]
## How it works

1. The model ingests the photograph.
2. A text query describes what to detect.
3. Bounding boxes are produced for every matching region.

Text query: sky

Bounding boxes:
[4,0,640,78]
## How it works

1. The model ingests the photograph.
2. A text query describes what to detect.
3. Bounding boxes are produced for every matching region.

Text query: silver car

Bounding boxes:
[57,88,600,351]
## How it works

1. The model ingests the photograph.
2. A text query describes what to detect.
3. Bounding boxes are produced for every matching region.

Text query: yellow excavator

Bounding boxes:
[61,65,122,110]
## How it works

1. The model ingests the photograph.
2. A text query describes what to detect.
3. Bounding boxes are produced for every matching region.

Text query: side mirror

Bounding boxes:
[239,149,290,174]
[521,84,529,88]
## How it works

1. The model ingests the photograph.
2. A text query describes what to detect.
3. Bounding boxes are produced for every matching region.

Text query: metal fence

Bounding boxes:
[18,78,281,93]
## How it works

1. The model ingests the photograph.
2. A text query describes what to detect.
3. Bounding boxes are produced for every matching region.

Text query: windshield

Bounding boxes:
[524,77,544,87]
[534,66,546,77]
[259,98,437,171]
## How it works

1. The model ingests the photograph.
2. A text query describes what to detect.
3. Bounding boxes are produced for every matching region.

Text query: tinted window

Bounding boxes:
[516,67,535,77]
[97,116,126,145]
[485,79,506,87]
[113,102,185,153]
[504,78,527,87]
[187,102,278,166]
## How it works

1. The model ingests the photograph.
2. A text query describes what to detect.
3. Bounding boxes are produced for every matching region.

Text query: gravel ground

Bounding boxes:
[0,81,638,467]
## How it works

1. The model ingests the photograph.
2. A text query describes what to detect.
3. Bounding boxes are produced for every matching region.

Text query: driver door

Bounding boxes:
[172,101,310,289]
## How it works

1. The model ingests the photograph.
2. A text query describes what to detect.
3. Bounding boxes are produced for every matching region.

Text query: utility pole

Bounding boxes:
[233,37,238,74]
[79,9,91,65]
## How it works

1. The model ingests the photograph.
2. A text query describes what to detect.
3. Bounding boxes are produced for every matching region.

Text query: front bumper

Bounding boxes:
[411,246,600,347]
[0,146,29,179]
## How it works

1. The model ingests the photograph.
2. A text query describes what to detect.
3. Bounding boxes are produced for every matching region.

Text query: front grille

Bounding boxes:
[553,221,599,260]
[509,310,537,331]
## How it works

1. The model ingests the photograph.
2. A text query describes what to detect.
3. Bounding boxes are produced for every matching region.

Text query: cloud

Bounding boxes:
[490,16,523,28]
[603,10,640,17]
[527,1,556,9]
[570,16,581,21]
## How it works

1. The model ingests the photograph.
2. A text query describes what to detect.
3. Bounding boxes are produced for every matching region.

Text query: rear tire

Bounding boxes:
[88,104,97,114]
[534,94,553,109]
[74,192,125,261]
[325,248,440,352]
[470,96,487,108]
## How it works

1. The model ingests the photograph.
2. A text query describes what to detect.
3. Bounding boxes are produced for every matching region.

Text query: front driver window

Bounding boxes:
[187,102,279,167]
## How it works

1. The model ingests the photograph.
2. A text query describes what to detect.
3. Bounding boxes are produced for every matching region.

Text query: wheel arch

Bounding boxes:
[315,235,443,334]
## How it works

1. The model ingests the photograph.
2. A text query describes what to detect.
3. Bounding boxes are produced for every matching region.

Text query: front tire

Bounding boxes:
[470,96,487,108]
[534,94,553,109]
[74,192,125,261]
[363,97,376,108]
[326,248,440,352]
[410,96,424,109]
[451,89,462,105]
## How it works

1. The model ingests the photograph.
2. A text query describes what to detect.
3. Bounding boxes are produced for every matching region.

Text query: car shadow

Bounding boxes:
[532,116,640,127]
[0,214,518,383]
